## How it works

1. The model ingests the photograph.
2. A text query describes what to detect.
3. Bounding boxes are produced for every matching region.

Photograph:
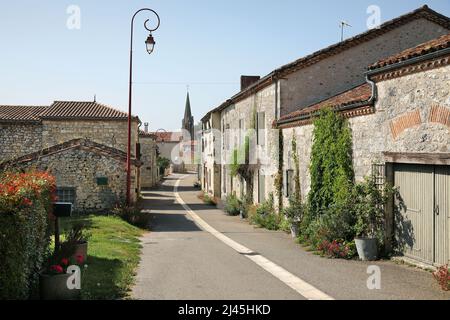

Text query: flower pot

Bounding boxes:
[355,238,378,261]
[39,272,80,300]
[72,241,88,263]
[290,223,299,238]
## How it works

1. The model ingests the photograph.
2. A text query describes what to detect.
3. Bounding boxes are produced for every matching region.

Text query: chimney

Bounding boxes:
[240,75,260,91]
[144,123,149,133]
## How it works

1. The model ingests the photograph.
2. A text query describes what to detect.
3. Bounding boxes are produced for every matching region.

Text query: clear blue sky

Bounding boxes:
[1,1,449,132]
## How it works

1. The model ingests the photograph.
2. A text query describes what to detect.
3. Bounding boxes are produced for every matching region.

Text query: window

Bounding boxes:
[258,171,266,203]
[285,170,294,198]
[239,119,245,145]
[56,187,76,204]
[256,112,266,146]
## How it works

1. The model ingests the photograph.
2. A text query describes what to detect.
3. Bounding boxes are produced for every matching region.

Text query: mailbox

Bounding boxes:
[53,202,73,218]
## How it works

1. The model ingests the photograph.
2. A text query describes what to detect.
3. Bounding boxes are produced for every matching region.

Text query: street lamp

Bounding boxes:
[127,8,161,205]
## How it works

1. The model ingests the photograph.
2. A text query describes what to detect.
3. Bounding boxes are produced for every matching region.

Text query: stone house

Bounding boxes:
[0,139,141,212]
[201,5,450,207]
[201,111,221,198]
[139,127,159,189]
[0,100,157,211]
[153,131,184,174]
[277,33,450,266]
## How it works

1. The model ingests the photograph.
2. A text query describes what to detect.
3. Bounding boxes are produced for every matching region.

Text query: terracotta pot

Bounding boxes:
[72,242,88,263]
[39,272,80,300]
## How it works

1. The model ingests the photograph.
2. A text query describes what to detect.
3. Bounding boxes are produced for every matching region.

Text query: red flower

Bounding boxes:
[61,258,69,266]
[49,265,64,274]
[76,255,84,264]
[22,198,33,206]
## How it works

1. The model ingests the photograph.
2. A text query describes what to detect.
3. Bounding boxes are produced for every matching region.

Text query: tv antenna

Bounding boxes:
[339,20,352,41]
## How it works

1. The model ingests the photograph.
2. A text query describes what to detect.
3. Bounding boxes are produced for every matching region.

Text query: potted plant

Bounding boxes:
[39,243,85,300]
[353,177,394,261]
[65,223,90,262]
[282,196,304,238]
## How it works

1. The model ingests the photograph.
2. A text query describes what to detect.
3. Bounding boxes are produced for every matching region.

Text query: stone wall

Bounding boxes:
[280,18,449,116]
[220,84,280,204]
[18,147,136,212]
[42,120,139,155]
[0,123,42,162]
[140,137,159,188]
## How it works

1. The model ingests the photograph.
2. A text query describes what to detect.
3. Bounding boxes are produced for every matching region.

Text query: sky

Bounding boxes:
[0,1,449,132]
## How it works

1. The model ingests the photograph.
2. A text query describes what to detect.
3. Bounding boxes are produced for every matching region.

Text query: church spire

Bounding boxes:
[184,91,192,120]
[182,90,194,141]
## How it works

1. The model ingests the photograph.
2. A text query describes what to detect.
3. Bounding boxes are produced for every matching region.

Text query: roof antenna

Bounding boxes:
[94,94,96,103]
[339,20,352,42]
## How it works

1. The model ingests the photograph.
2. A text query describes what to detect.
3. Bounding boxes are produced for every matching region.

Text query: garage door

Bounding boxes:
[395,164,449,266]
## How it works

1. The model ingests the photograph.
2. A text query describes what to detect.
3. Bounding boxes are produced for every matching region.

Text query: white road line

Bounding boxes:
[174,175,334,301]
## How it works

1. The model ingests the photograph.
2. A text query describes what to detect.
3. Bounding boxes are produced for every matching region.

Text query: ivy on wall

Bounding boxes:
[229,102,258,204]
[291,131,301,202]
[308,107,354,217]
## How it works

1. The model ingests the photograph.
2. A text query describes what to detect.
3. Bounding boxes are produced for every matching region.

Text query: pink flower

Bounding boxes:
[50,265,63,274]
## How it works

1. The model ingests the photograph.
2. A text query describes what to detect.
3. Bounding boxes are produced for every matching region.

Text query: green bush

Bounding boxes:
[224,194,241,216]
[113,204,149,229]
[0,171,55,299]
[308,107,354,218]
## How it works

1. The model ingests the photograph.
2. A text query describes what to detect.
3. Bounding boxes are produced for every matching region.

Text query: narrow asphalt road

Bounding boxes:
[132,174,449,300]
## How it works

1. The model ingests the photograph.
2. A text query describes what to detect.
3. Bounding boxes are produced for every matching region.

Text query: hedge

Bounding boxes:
[0,171,56,299]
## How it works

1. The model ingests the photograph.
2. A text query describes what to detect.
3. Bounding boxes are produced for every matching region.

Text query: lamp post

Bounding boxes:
[127,8,160,205]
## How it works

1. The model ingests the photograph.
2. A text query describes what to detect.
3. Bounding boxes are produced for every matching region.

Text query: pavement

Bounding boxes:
[132,173,450,300]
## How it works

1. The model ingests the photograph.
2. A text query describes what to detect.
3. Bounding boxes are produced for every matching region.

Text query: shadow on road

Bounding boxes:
[149,213,202,232]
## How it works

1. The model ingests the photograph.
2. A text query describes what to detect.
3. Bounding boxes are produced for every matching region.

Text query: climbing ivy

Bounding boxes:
[291,131,301,202]
[308,107,354,217]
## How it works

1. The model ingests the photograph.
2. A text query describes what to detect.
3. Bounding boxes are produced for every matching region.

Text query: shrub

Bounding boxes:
[251,193,281,231]
[0,171,56,299]
[112,204,149,229]
[202,193,217,206]
[353,177,396,245]
[224,194,241,216]
[308,107,354,218]
[282,196,304,224]
[317,239,356,259]
[433,265,449,291]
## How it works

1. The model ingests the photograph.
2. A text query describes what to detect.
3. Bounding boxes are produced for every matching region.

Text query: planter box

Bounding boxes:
[355,238,378,261]
[39,273,80,300]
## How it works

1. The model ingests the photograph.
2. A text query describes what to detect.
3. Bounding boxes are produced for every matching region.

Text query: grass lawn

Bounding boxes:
[60,215,144,300]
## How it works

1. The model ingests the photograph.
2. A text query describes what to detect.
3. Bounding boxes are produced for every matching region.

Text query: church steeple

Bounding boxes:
[182,91,194,141]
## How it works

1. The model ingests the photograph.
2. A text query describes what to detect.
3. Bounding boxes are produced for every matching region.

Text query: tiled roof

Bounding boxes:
[0,101,139,122]
[0,138,142,169]
[152,132,183,143]
[40,101,136,120]
[278,83,373,124]
[202,5,450,121]
[369,32,450,70]
[139,130,157,139]
[0,105,47,123]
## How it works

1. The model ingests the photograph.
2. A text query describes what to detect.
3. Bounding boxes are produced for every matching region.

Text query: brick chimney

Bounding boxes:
[144,122,149,133]
[240,75,260,91]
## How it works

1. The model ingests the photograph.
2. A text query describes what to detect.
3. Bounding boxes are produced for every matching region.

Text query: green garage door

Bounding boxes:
[395,164,449,266]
